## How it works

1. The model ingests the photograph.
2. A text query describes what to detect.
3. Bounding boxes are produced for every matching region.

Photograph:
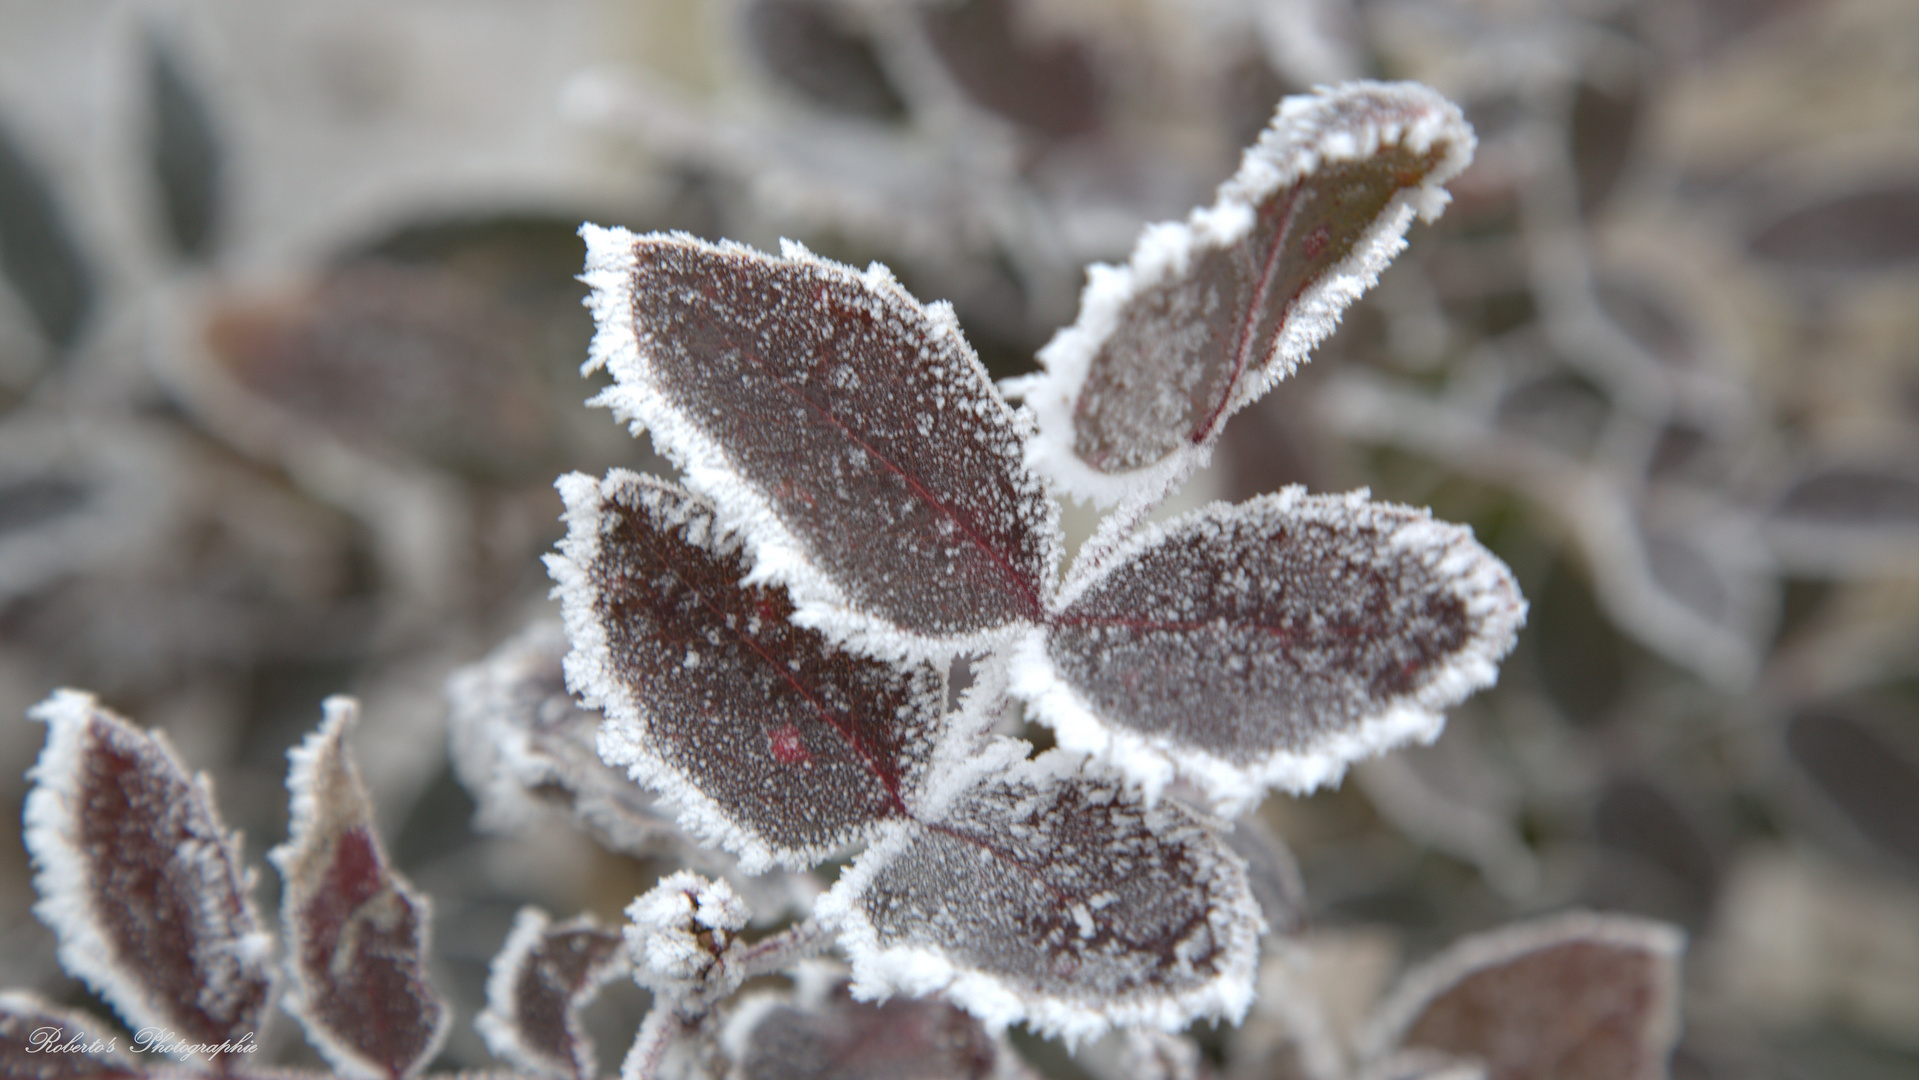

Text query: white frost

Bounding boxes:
[1014,81,1476,508]
[1014,489,1526,815]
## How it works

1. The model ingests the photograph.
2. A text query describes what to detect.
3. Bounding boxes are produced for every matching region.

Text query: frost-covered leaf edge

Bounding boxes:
[1009,80,1475,508]
[1357,911,1684,1073]
[578,224,1058,664]
[22,689,275,1061]
[267,697,451,1080]
[546,468,1003,873]
[1012,488,1525,812]
[813,748,1263,1045]
[475,907,629,1080]
[444,618,681,851]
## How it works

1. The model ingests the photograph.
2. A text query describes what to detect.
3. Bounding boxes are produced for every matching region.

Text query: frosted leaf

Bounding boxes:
[0,991,139,1080]
[1014,81,1475,505]
[724,981,1017,1080]
[548,470,954,873]
[22,690,272,1068]
[446,619,680,855]
[819,751,1262,1044]
[579,225,1059,656]
[1362,913,1684,1080]
[268,698,450,1080]
[1017,489,1525,810]
[477,907,630,1080]
[625,871,750,1006]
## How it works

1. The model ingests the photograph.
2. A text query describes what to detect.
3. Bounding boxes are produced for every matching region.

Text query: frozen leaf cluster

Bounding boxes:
[14,692,448,1078]
[545,78,1524,1049]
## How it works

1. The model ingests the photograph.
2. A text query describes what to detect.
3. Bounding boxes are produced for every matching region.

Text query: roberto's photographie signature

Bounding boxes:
[25,1025,258,1057]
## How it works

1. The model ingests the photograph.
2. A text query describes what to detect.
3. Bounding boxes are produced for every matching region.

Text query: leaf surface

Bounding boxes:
[1363,913,1684,1080]
[819,751,1261,1043]
[580,226,1059,654]
[1017,489,1524,809]
[1015,81,1475,505]
[477,908,629,1080]
[23,691,272,1068]
[548,470,957,872]
[269,698,449,1080]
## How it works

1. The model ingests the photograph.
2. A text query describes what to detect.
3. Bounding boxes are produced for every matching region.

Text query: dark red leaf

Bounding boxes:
[579,227,1059,651]
[729,982,1011,1080]
[820,751,1262,1043]
[269,699,449,1080]
[1018,81,1475,504]
[477,909,629,1080]
[1019,490,1524,810]
[23,691,272,1069]
[205,261,555,482]
[0,992,140,1080]
[1364,913,1684,1080]
[921,0,1103,139]
[549,470,957,873]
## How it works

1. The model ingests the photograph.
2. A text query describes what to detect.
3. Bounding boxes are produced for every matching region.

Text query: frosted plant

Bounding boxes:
[6,80,1702,1080]
[535,79,1526,1061]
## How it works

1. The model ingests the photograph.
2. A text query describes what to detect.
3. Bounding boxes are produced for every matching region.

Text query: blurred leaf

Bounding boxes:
[922,0,1102,139]
[1749,185,1919,269]
[0,118,92,351]
[1787,707,1919,870]
[146,34,223,259]
[744,0,908,122]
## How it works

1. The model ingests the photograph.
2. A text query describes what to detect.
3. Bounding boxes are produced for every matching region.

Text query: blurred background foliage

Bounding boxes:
[0,1,1915,1077]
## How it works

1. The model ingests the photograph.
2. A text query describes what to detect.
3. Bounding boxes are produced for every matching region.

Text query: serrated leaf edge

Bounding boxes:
[1356,911,1685,1073]
[814,750,1263,1046]
[1012,488,1526,813]
[579,224,1055,665]
[1011,80,1475,508]
[23,689,274,1058]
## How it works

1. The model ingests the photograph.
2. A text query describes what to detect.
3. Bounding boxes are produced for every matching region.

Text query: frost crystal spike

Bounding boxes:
[23,690,272,1069]
[1014,81,1476,505]
[579,225,1060,657]
[269,698,450,1080]
[548,470,956,873]
[1016,489,1525,810]
[819,751,1262,1044]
